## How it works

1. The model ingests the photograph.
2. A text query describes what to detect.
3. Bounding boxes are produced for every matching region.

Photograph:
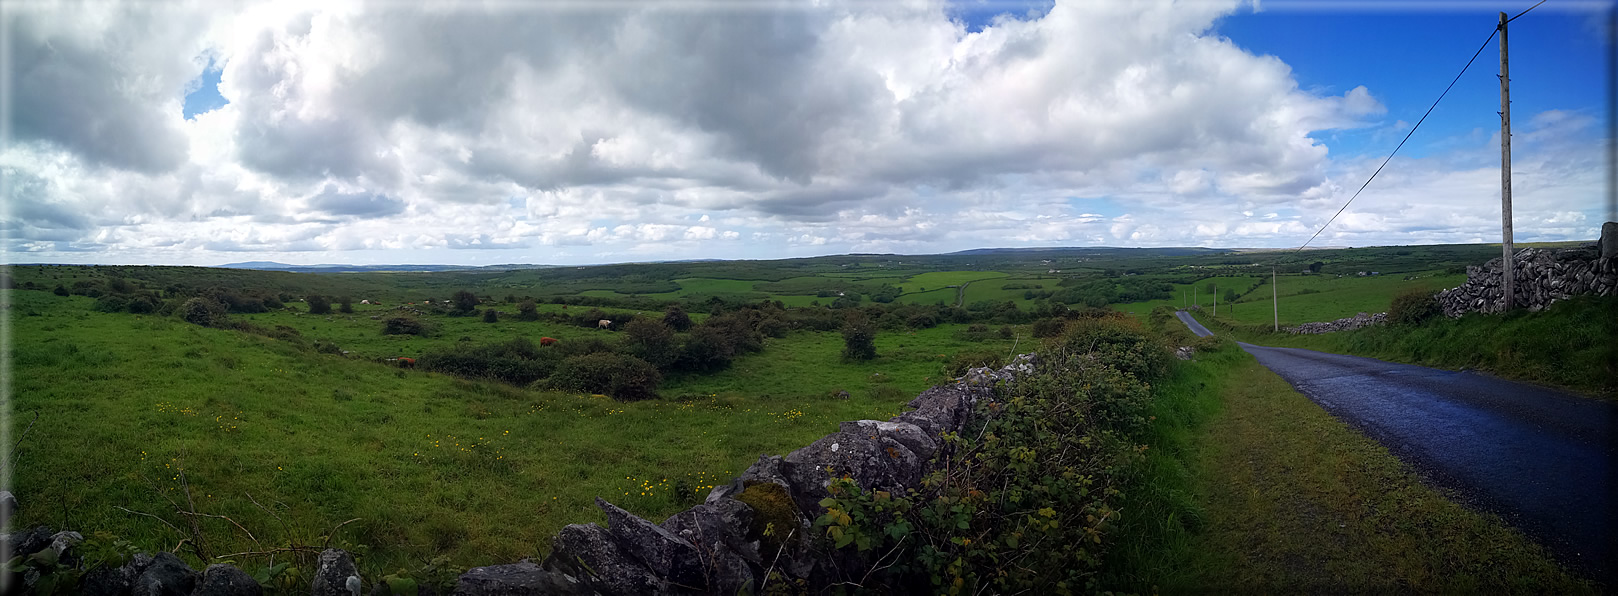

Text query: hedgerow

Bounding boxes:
[814,315,1163,594]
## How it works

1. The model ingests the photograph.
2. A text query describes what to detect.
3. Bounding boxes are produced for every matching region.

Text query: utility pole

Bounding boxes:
[1499,11,1515,311]
[1213,284,1217,317]
[1193,285,1197,309]
[1272,268,1279,332]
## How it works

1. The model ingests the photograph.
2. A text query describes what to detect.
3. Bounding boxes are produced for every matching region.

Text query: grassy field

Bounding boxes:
[894,270,1008,294]
[6,290,1006,579]
[1107,340,1595,592]
[1115,272,1465,327]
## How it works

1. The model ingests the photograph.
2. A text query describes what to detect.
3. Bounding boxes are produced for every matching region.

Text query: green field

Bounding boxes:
[1115,272,1465,327]
[5,239,1599,589]
[8,290,1008,576]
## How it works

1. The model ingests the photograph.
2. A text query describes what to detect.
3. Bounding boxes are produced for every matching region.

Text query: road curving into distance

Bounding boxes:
[1176,310,1617,584]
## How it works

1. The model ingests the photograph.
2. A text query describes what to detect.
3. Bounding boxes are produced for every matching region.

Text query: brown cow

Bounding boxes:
[398,357,416,368]
[540,337,558,346]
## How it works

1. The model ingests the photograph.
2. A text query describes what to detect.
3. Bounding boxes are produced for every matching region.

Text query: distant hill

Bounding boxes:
[218,262,557,273]
[946,246,1232,257]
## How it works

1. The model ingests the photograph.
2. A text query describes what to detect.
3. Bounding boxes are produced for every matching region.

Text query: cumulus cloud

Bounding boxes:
[1,0,1605,265]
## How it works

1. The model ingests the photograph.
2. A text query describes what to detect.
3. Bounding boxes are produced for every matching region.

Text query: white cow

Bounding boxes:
[598,319,612,330]
[360,299,371,305]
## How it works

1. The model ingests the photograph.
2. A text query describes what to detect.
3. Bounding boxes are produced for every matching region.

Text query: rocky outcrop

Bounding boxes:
[1436,241,1617,317]
[1288,311,1387,334]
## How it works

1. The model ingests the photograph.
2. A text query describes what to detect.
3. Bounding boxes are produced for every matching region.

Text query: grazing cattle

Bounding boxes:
[597,319,612,330]
[398,357,416,368]
[360,299,371,305]
[540,337,558,346]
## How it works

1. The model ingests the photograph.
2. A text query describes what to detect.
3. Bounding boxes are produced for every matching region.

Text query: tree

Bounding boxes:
[307,295,332,315]
[482,308,499,323]
[451,289,479,314]
[517,300,539,321]
[662,305,693,332]
[1223,289,1239,304]
[338,295,354,314]
[1309,261,1325,273]
[841,315,877,362]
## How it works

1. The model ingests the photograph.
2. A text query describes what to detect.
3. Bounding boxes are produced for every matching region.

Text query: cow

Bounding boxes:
[360,299,371,305]
[398,357,416,368]
[598,319,612,330]
[539,337,558,346]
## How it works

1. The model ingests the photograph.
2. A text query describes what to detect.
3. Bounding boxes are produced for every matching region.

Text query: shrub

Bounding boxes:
[382,315,433,336]
[52,285,68,296]
[1031,318,1067,338]
[419,338,555,386]
[517,300,539,321]
[451,290,479,315]
[663,305,693,332]
[125,295,159,314]
[94,295,129,313]
[546,353,662,401]
[1388,289,1441,326]
[482,309,499,323]
[179,297,225,327]
[998,325,1014,339]
[622,318,676,368]
[675,327,736,373]
[841,316,877,362]
[1058,315,1170,382]
[307,295,332,315]
[339,296,354,314]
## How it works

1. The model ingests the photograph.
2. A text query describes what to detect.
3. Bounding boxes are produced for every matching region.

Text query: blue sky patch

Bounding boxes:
[183,56,229,120]
[946,0,1053,33]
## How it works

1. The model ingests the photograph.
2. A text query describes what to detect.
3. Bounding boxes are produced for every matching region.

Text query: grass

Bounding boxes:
[894,270,1008,294]
[1116,272,1465,327]
[5,290,998,580]
[1196,295,1618,398]
[1107,340,1596,592]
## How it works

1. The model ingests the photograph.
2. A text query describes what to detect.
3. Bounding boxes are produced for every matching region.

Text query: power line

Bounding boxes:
[1507,0,1548,23]
[1289,25,1500,256]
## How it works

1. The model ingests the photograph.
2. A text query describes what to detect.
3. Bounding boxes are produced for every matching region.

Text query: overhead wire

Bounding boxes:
[1284,24,1501,259]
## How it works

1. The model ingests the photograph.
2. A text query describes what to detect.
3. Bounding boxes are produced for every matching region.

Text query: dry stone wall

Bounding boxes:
[1288,312,1387,334]
[0,356,1040,596]
[1436,239,1617,317]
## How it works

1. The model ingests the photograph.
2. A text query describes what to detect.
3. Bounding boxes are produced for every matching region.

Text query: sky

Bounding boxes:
[1,0,1612,267]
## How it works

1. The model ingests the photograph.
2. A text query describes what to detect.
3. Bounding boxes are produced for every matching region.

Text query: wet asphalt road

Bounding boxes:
[1176,311,1618,583]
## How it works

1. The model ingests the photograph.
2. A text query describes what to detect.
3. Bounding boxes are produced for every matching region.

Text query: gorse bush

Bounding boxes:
[179,297,226,327]
[841,315,877,362]
[307,295,332,315]
[419,338,555,386]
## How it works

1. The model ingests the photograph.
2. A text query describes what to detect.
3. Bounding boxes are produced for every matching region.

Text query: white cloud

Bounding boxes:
[1,0,1605,265]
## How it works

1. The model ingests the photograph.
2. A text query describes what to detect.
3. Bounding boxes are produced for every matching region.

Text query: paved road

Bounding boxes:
[1176,311,1617,583]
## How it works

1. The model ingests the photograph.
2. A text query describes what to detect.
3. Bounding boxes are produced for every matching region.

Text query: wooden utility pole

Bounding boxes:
[1213,284,1217,317]
[1272,268,1279,332]
[1499,11,1515,311]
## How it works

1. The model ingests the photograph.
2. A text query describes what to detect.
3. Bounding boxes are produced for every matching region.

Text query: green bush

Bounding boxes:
[94,295,129,313]
[662,305,693,332]
[814,328,1163,592]
[841,316,877,362]
[546,352,662,401]
[1031,317,1066,338]
[482,308,499,323]
[381,315,433,336]
[179,297,225,327]
[307,295,332,315]
[622,318,676,368]
[420,338,555,386]
[1388,289,1441,326]
[1059,315,1170,382]
[517,300,539,321]
[451,290,479,315]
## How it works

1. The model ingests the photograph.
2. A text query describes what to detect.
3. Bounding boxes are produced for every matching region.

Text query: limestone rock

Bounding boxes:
[455,559,591,595]
[596,497,705,589]
[133,552,197,596]
[1602,221,1617,259]
[193,564,262,596]
[311,549,360,596]
[780,430,923,516]
[838,420,939,461]
[660,500,758,594]
[544,523,666,596]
